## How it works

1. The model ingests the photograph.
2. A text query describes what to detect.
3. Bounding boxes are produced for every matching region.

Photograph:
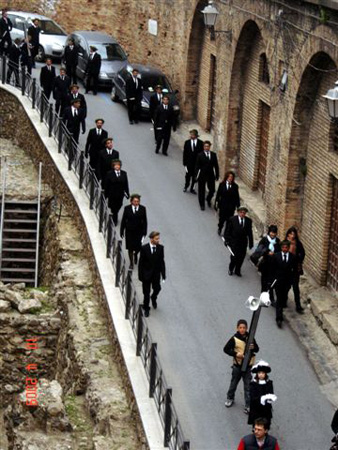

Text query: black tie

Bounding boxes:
[283,254,287,263]
[240,218,244,228]
[153,246,156,253]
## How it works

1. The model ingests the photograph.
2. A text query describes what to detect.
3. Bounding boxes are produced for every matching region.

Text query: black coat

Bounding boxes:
[20,42,33,67]
[66,92,87,117]
[215,182,240,217]
[98,148,119,184]
[86,52,101,75]
[0,17,13,45]
[138,243,166,282]
[62,106,86,138]
[27,25,40,47]
[104,169,129,211]
[149,92,162,120]
[271,252,297,289]
[332,409,338,434]
[224,215,254,252]
[63,45,79,67]
[125,75,143,101]
[183,138,204,169]
[40,65,56,91]
[154,104,176,131]
[120,204,147,251]
[248,380,274,425]
[85,128,108,167]
[254,236,281,275]
[8,43,21,65]
[53,75,71,101]
[195,151,219,181]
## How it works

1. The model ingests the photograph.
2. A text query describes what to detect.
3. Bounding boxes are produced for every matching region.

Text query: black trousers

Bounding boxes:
[66,64,77,84]
[109,198,123,225]
[86,73,99,94]
[7,63,20,86]
[127,99,140,122]
[261,272,275,303]
[184,166,196,190]
[218,208,234,233]
[275,285,290,321]
[291,273,301,308]
[227,364,251,407]
[156,128,171,154]
[229,246,247,274]
[42,86,52,100]
[198,177,215,208]
[142,278,161,312]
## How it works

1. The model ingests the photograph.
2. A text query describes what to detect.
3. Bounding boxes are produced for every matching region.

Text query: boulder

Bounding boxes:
[18,299,42,314]
[0,299,11,312]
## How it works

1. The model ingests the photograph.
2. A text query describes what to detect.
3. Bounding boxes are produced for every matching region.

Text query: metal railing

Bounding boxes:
[0,157,7,274]
[0,55,190,450]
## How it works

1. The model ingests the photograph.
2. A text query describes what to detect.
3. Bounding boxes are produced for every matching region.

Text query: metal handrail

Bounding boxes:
[0,158,7,274]
[34,162,42,288]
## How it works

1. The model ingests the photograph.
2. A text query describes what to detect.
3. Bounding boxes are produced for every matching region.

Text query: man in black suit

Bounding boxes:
[85,118,108,175]
[120,194,148,269]
[138,231,166,317]
[98,138,119,187]
[63,39,79,84]
[21,36,33,75]
[85,46,101,95]
[67,84,87,117]
[27,18,41,68]
[271,240,297,328]
[224,206,253,277]
[53,67,71,115]
[125,68,143,124]
[154,95,176,156]
[6,38,21,86]
[105,160,129,225]
[183,129,204,194]
[0,10,12,56]
[149,84,163,140]
[40,57,56,100]
[195,140,219,210]
[62,98,86,143]
[215,171,240,235]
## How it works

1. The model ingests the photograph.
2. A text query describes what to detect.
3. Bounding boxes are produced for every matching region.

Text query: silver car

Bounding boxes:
[7,11,67,61]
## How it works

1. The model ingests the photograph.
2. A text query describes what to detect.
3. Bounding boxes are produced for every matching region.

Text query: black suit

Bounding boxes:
[63,45,79,83]
[183,138,204,191]
[104,169,129,225]
[86,52,101,95]
[271,251,296,322]
[6,43,21,86]
[154,104,176,155]
[67,92,87,117]
[98,148,119,186]
[215,181,240,233]
[53,75,71,114]
[20,42,33,75]
[62,106,86,143]
[120,204,147,266]
[225,215,253,275]
[27,25,40,62]
[0,17,13,55]
[138,243,166,313]
[40,65,56,100]
[149,92,162,120]
[195,151,219,208]
[85,128,108,174]
[125,75,143,123]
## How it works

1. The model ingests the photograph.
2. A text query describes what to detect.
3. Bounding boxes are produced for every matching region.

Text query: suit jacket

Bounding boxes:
[0,17,13,39]
[53,75,71,101]
[27,25,40,47]
[271,252,296,289]
[154,104,176,131]
[215,182,240,214]
[105,169,129,204]
[63,45,79,66]
[8,43,21,65]
[125,75,143,101]
[86,52,101,75]
[120,204,147,237]
[195,151,219,181]
[67,92,87,117]
[138,243,166,282]
[149,93,163,120]
[224,215,253,251]
[40,65,56,91]
[62,107,86,135]
[85,128,108,162]
[183,138,204,169]
[98,148,119,184]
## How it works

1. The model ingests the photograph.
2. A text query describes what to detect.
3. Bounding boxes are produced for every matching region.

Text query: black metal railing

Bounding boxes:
[0,55,190,450]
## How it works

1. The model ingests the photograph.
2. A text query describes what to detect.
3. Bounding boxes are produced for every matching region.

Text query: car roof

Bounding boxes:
[7,11,56,21]
[71,31,119,44]
[123,63,165,77]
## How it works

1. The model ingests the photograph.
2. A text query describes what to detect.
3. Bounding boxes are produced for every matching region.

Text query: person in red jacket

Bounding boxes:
[237,418,280,450]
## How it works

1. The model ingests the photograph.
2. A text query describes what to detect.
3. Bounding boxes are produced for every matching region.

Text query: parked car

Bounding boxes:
[111,63,180,119]
[8,11,67,61]
[65,31,128,88]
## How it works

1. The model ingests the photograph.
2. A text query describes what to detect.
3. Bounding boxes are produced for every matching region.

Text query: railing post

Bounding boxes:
[98,193,104,232]
[125,269,133,319]
[149,343,157,398]
[164,388,172,447]
[1,55,6,84]
[115,240,122,287]
[48,104,53,137]
[40,94,44,122]
[32,78,36,109]
[67,135,72,170]
[21,65,26,95]
[89,171,95,210]
[136,305,143,357]
[106,214,113,258]
[58,117,62,153]
[79,150,84,189]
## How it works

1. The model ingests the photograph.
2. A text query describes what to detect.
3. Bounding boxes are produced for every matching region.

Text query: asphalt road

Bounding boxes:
[34,65,335,450]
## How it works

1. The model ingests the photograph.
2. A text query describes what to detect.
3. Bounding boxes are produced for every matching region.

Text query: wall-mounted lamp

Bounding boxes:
[201,1,232,41]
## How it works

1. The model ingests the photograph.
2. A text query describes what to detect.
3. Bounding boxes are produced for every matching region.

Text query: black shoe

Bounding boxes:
[276,320,282,328]
[183,187,187,192]
[163,152,168,156]
[151,299,157,309]
[190,189,197,194]
[134,253,138,265]
[207,199,211,207]
[235,272,242,277]
[155,149,159,154]
[129,120,134,124]
[144,310,150,318]
[296,306,305,314]
[228,269,233,276]
[217,228,221,236]
[200,206,205,211]
[134,120,139,124]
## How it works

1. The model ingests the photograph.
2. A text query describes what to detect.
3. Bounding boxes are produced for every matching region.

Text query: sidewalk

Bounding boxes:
[172,120,338,406]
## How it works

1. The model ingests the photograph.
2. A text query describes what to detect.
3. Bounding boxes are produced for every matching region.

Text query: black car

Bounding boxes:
[111,63,180,119]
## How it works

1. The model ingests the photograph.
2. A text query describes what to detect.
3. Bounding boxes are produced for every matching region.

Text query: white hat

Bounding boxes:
[252,360,271,373]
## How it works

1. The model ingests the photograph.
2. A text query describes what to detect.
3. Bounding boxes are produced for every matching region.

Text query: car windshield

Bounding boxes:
[39,20,65,36]
[94,43,127,61]
[140,74,171,91]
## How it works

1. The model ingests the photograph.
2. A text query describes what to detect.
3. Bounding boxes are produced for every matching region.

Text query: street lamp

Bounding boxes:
[323,81,338,121]
[241,292,271,372]
[201,1,232,41]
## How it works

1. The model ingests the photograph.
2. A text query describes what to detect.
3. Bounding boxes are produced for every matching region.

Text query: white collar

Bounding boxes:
[258,380,267,384]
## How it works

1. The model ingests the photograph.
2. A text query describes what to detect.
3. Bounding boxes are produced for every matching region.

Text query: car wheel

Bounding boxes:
[111,85,119,102]
[36,45,45,62]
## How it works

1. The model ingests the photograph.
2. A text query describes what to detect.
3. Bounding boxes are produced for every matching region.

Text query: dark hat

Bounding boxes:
[251,360,271,374]
[71,98,81,104]
[149,231,160,239]
[104,137,113,144]
[237,206,248,212]
[95,118,105,123]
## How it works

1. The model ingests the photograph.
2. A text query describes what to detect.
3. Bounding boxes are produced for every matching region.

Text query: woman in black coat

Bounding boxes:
[285,226,305,313]
[248,360,276,429]
[215,170,240,236]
